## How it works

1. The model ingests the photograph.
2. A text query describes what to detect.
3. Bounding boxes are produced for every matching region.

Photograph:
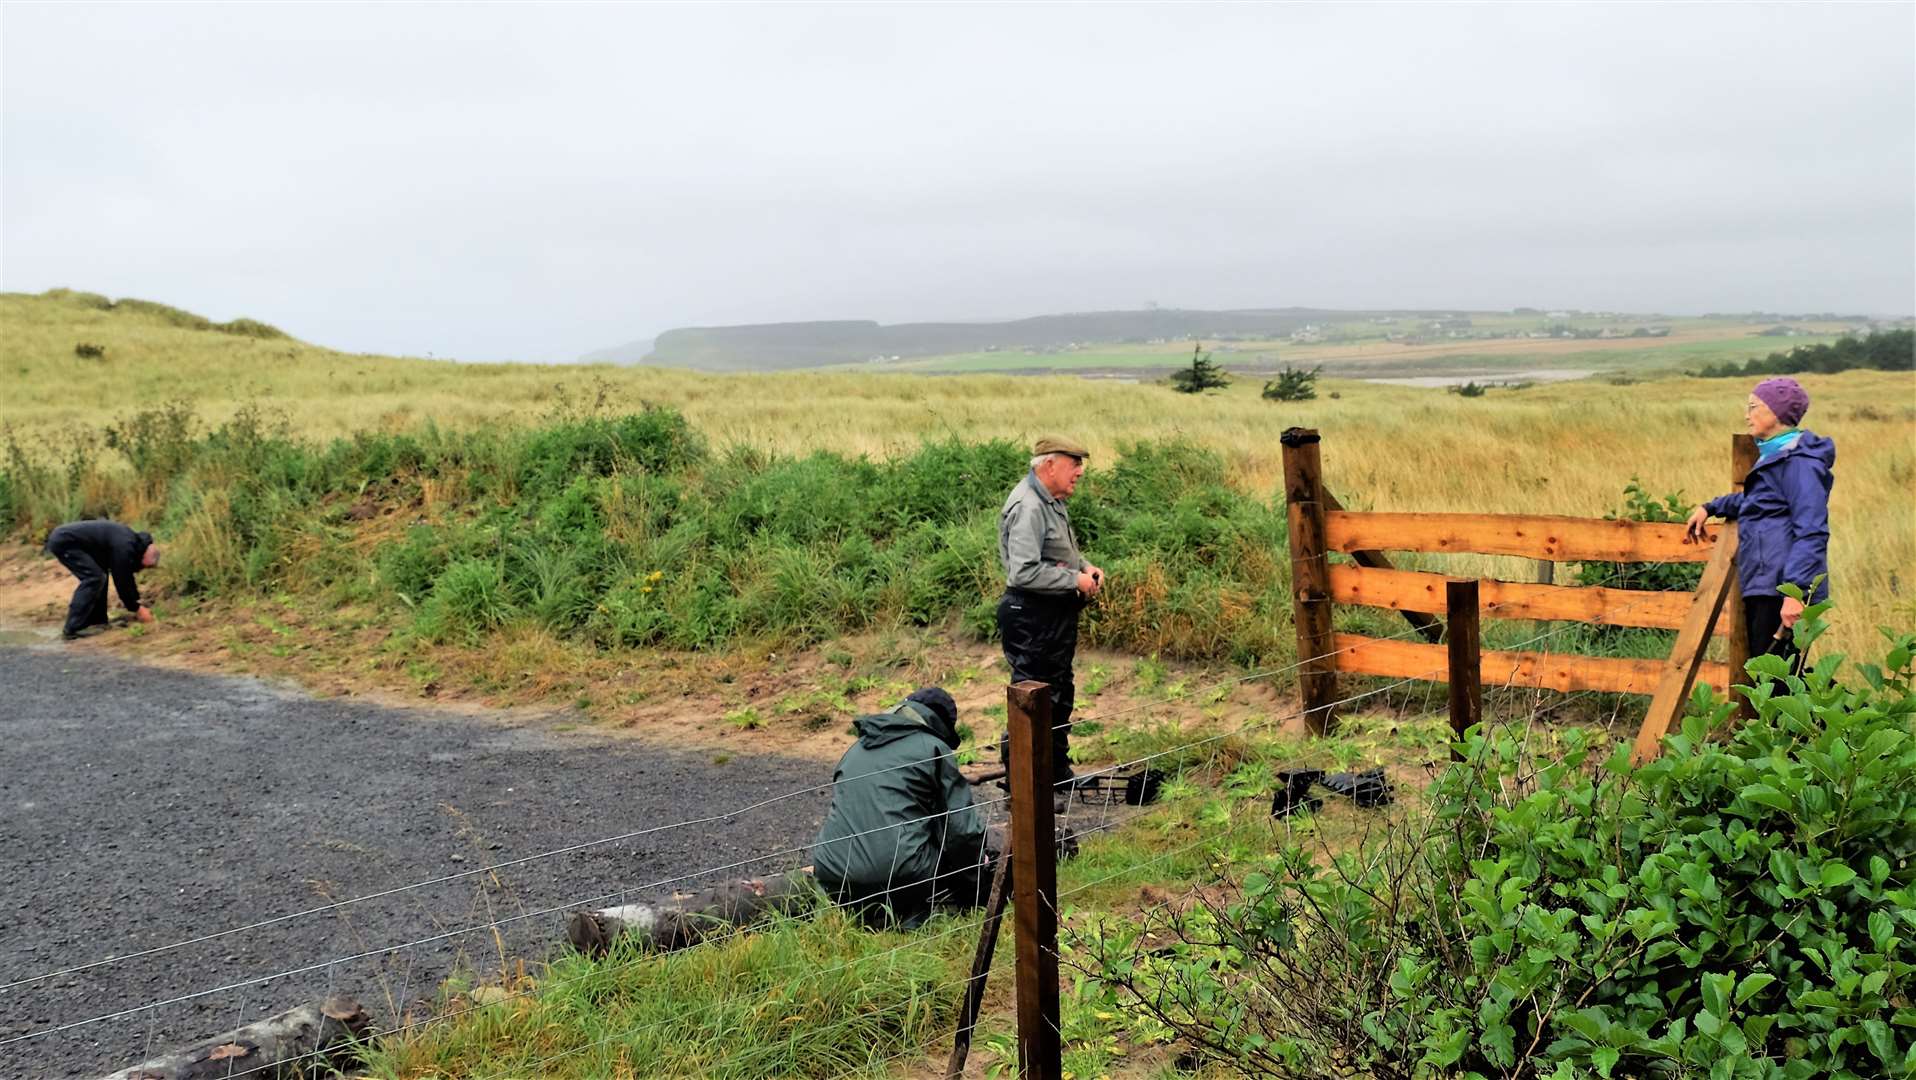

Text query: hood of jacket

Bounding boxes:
[853,701,960,750]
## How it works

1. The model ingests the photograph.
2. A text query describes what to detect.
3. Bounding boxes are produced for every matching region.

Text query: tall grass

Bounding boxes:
[358,908,957,1079]
[4,287,1911,661]
[0,400,1296,661]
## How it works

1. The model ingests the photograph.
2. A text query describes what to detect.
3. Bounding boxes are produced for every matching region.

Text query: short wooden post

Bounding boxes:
[1006,681,1061,1080]
[1446,579,1481,761]
[1727,434,1758,720]
[1533,559,1555,641]
[1282,428,1338,734]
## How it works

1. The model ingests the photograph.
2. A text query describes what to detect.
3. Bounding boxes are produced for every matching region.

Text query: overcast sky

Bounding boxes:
[3,2,1912,362]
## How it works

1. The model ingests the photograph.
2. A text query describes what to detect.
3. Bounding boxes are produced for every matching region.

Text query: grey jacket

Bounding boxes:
[998,471,1085,593]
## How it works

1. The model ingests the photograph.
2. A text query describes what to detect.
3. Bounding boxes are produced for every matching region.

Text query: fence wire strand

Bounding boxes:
[12,551,1724,1071]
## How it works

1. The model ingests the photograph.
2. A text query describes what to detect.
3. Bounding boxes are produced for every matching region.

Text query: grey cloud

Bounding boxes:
[3,2,1910,361]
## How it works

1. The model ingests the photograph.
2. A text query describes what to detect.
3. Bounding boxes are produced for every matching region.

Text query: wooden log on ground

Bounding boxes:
[567,874,814,957]
[98,994,368,1080]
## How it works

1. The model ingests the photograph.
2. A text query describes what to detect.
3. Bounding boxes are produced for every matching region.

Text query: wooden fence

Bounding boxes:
[1281,428,1760,762]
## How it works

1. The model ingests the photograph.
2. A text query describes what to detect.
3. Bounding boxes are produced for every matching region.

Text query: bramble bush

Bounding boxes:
[1080,605,1916,1079]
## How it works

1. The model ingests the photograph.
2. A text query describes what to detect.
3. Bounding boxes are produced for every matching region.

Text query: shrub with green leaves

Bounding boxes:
[1576,478,1707,594]
[1,404,1299,659]
[1082,618,1916,1079]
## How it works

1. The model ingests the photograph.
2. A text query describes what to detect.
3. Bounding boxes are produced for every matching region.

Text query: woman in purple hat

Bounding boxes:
[1684,377,1835,674]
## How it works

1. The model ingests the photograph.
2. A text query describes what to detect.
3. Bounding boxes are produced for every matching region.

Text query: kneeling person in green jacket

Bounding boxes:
[812,687,997,928]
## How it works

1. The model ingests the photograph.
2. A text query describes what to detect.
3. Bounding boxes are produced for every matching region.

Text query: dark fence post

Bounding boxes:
[1446,578,1481,761]
[1282,428,1338,734]
[1728,433,1758,721]
[1533,558,1555,642]
[1006,680,1061,1080]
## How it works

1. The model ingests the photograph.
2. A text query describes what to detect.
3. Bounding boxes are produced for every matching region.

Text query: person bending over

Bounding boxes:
[811,688,998,928]
[45,520,159,640]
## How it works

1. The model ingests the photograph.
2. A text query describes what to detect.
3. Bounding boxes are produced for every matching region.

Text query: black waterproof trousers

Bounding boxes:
[823,846,1000,930]
[997,587,1081,782]
[1744,595,1807,678]
[46,537,110,637]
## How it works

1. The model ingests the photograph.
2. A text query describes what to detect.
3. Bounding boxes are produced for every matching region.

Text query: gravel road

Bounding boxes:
[0,643,833,1079]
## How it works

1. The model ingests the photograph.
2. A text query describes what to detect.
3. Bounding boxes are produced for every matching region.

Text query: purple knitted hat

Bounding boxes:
[1752,377,1809,427]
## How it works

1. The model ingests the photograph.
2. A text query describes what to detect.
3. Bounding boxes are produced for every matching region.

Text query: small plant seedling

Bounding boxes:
[1132,655,1167,694]
[1081,663,1110,697]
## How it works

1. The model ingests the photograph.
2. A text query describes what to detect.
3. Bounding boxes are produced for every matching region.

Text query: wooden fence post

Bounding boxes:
[1282,428,1338,734]
[1727,434,1758,720]
[1006,680,1061,1080]
[1446,579,1481,761]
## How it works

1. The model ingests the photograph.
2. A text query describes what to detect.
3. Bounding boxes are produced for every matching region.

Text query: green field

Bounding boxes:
[882,320,1856,377]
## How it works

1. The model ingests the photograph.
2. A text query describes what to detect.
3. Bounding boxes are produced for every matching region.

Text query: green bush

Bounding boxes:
[1576,478,1706,594]
[1082,616,1916,1079]
[0,405,1296,660]
[104,402,200,485]
[1261,365,1321,402]
[519,409,706,491]
[1170,345,1231,393]
[211,317,287,339]
[415,559,515,644]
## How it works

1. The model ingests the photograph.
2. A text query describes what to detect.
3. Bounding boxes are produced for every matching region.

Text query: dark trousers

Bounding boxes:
[1743,595,1807,678]
[997,588,1081,783]
[824,845,1001,930]
[46,538,110,637]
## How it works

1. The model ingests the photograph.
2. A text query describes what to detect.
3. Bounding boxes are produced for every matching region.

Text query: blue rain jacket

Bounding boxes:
[1704,432,1835,602]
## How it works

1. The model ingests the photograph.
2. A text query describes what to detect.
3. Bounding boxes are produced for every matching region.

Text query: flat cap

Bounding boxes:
[1033,434,1089,459]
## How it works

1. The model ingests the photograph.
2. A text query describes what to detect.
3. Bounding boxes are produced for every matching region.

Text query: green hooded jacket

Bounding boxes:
[811,701,987,894]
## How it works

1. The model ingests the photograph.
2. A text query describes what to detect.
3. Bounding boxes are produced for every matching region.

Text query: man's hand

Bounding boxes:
[1684,506,1711,544]
[136,606,154,625]
[1779,596,1805,631]
[1076,570,1101,598]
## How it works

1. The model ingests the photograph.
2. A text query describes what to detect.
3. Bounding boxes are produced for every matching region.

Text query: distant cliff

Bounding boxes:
[626,308,1373,371]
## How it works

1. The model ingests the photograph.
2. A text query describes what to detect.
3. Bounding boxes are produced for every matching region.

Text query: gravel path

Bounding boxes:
[0,644,833,1079]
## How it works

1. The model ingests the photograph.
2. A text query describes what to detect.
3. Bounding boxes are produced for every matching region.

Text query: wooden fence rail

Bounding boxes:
[1284,427,1758,761]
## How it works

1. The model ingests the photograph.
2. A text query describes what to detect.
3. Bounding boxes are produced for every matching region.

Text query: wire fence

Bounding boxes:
[5,556,1710,1077]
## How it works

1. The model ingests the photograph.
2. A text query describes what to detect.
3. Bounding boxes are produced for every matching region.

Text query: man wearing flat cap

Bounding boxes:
[997,435,1104,809]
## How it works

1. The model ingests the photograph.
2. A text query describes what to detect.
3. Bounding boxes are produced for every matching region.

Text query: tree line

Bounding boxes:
[1695,329,1913,378]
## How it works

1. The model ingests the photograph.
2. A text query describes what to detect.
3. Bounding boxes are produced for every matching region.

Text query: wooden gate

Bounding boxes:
[1281,428,1759,762]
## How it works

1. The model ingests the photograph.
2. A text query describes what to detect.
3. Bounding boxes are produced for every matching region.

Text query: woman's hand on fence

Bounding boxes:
[1684,506,1711,544]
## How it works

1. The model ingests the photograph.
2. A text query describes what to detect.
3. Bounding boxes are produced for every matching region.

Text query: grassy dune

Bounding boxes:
[5,288,1910,662]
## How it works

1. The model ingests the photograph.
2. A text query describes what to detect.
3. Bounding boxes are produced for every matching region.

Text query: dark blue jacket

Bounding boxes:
[1704,432,1835,602]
